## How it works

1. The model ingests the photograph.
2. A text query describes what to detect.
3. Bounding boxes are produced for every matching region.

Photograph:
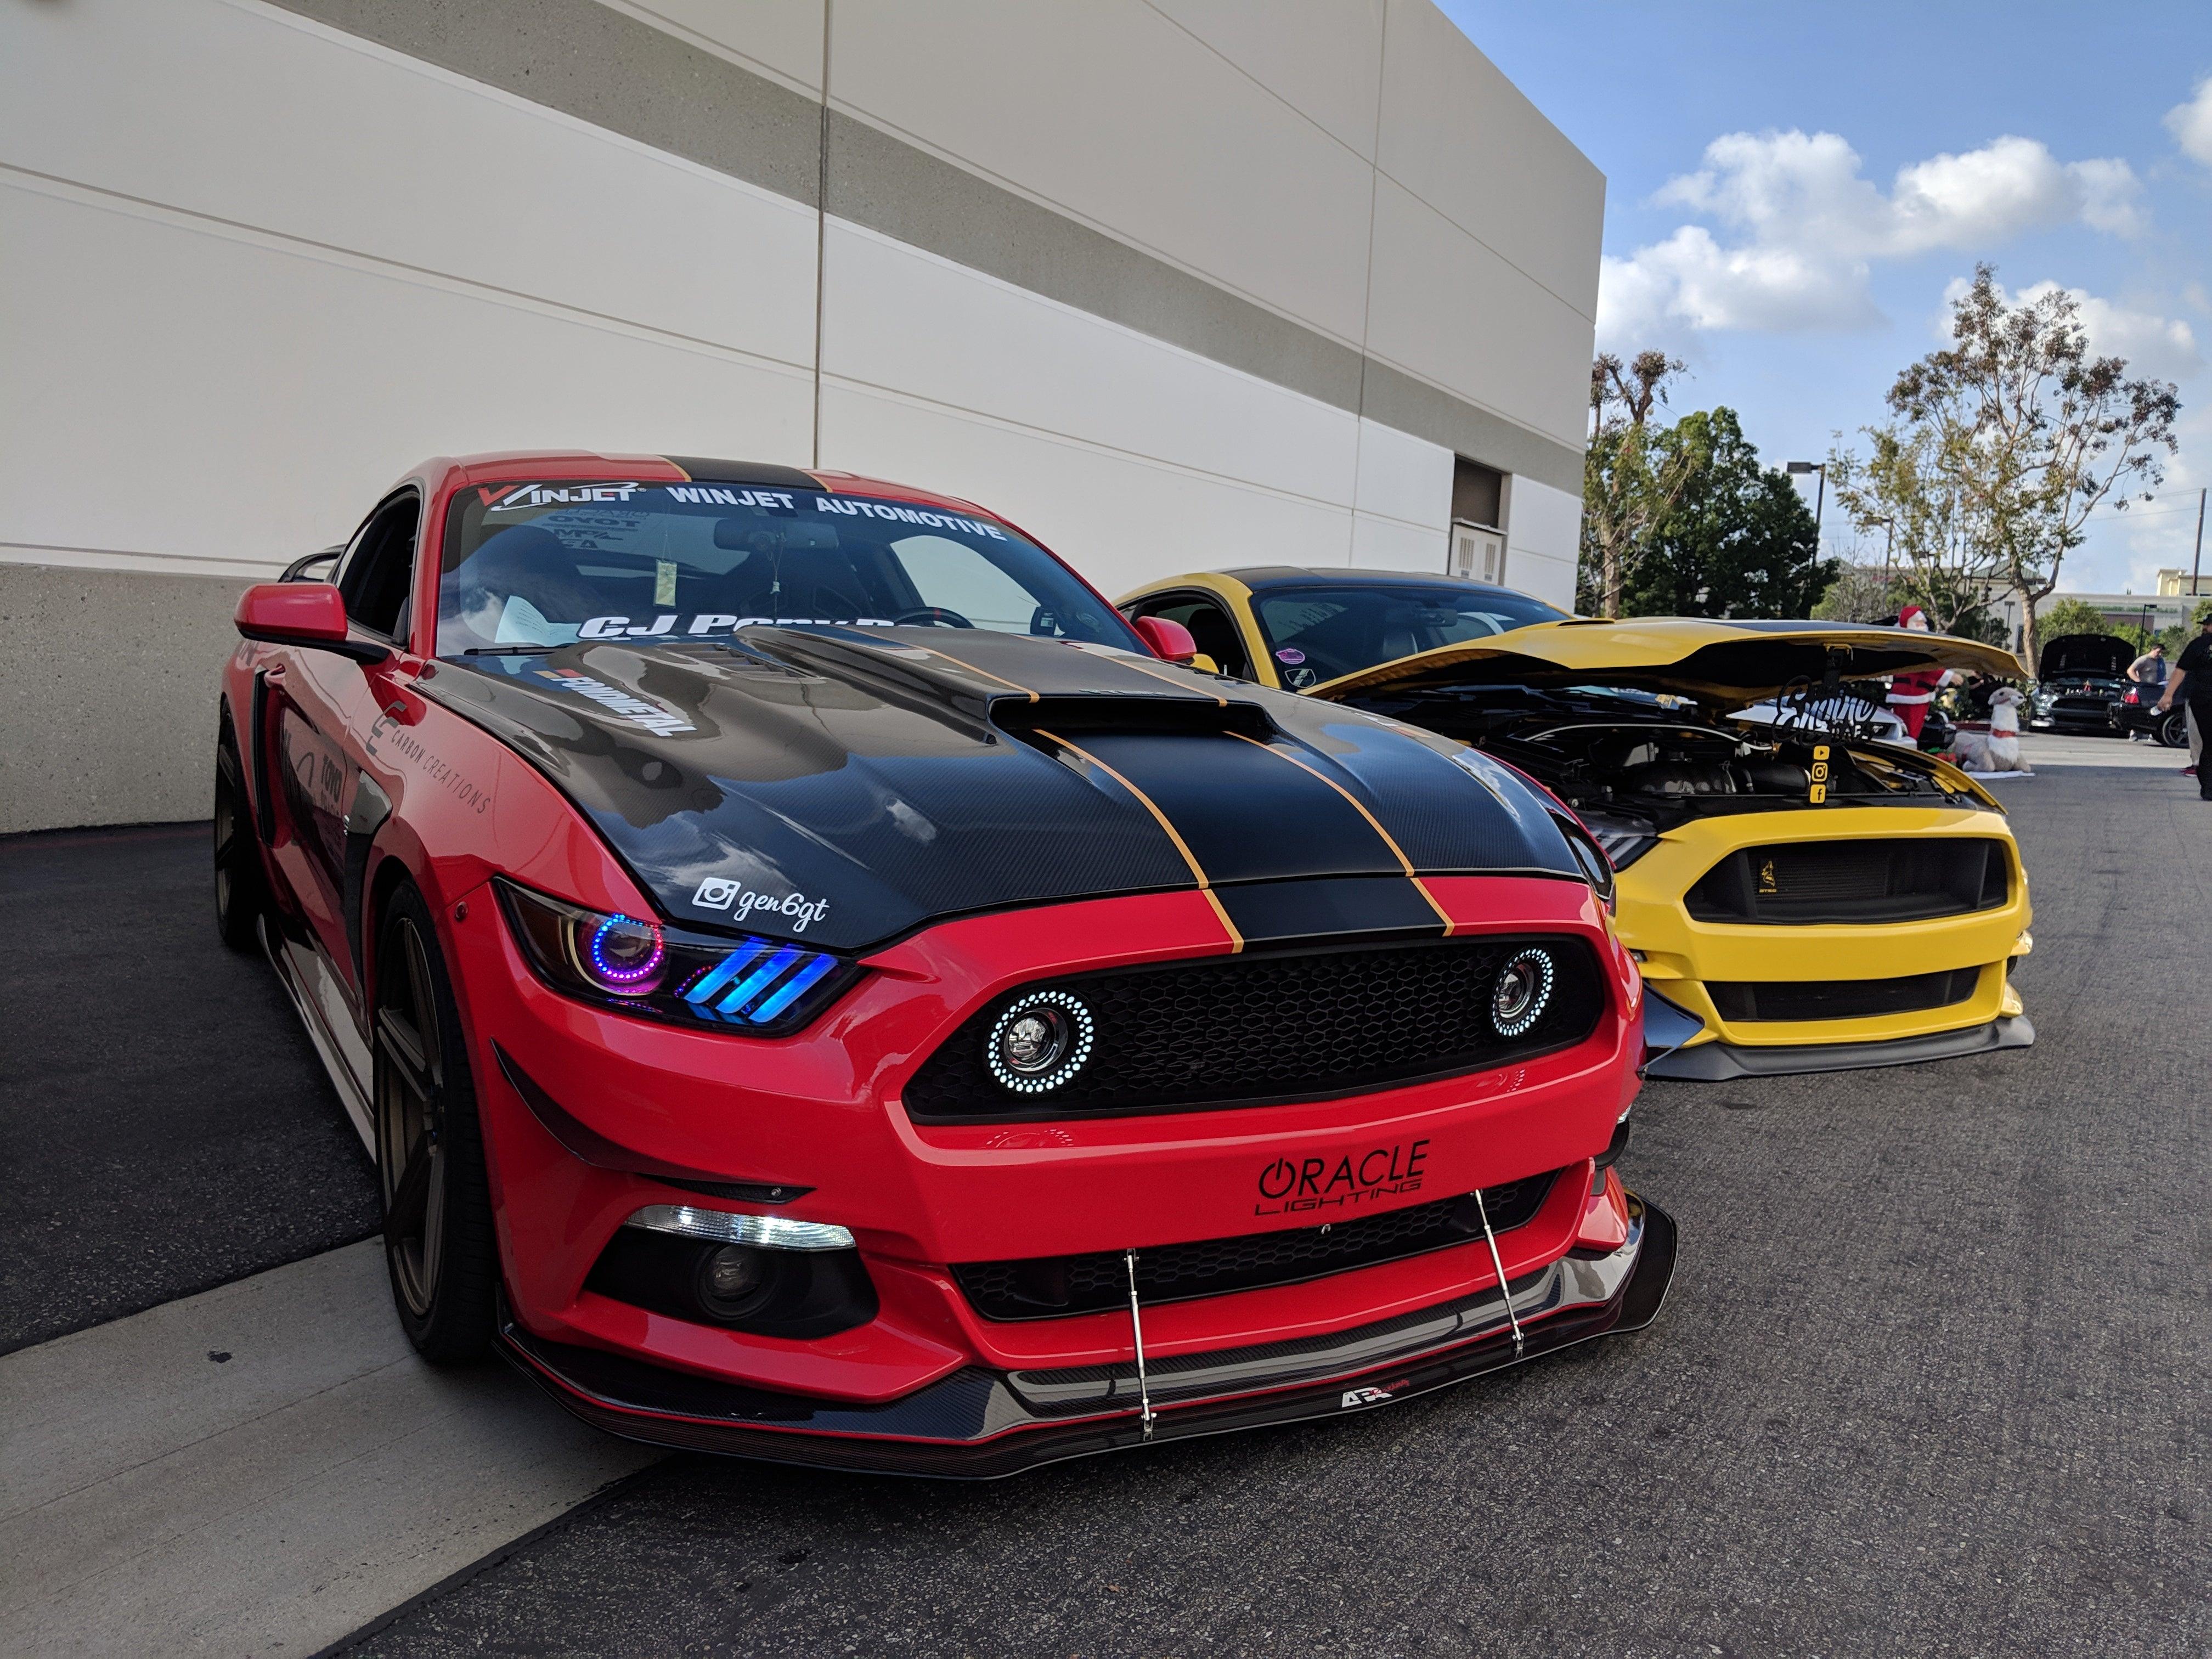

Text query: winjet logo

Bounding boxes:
[1255,1139,1428,1217]
[1341,1386,1398,1409]
[535,669,694,736]
[691,877,831,934]
[482,482,642,511]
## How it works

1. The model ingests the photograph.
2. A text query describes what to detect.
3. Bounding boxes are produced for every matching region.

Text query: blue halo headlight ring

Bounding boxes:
[986,991,1094,1094]
[1491,948,1555,1039]
[588,912,666,992]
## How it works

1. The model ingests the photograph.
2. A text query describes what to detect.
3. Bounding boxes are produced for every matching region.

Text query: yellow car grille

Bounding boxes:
[1686,837,2010,926]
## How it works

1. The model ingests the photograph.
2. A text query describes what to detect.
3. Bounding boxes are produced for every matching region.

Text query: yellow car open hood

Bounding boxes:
[1310,618,2024,708]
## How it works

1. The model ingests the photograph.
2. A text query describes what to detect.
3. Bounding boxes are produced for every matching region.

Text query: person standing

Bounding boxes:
[2156,612,2212,798]
[2129,643,2168,686]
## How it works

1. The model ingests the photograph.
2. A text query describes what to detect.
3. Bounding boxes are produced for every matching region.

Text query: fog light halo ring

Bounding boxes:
[986,990,1095,1094]
[1491,947,1556,1038]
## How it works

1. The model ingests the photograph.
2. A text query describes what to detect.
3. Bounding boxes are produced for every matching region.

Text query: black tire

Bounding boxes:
[2158,709,2190,749]
[214,730,269,953]
[373,882,499,1362]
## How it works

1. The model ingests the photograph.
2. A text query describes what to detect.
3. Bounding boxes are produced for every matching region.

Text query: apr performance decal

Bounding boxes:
[1254,1138,1428,1217]
[535,669,694,736]
[690,877,831,934]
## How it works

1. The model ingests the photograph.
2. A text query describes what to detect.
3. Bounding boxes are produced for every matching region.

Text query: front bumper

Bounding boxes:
[1645,1013,2034,1080]
[498,1193,1676,1478]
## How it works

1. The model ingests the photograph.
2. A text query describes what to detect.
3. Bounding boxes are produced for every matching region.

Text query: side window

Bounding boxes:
[338,494,421,643]
[1130,593,1252,680]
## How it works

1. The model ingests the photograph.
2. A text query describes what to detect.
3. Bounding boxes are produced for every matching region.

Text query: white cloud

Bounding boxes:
[2166,74,2212,167]
[1600,129,2144,347]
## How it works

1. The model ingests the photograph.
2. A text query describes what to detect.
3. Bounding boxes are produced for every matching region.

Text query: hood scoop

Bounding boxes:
[992,694,1274,740]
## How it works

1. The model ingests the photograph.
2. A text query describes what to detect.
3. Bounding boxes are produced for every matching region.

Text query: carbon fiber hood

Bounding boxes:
[425,626,1584,952]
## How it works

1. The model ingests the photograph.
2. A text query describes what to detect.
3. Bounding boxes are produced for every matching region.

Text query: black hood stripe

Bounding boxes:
[1224,732,1454,935]
[1036,727,1244,951]
[1070,730,1413,890]
[1216,876,1449,950]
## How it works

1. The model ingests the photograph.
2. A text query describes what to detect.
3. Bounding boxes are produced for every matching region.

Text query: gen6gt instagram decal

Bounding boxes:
[691,877,831,934]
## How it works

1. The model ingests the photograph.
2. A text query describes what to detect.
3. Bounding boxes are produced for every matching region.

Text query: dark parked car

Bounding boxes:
[2028,634,2135,735]
[2110,681,2192,747]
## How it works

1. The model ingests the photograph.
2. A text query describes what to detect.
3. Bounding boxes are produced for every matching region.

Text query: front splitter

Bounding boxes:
[1644,1013,2035,1081]
[498,1197,1678,1480]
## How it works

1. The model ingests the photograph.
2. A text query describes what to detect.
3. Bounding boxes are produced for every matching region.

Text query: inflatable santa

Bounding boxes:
[1886,605,1949,740]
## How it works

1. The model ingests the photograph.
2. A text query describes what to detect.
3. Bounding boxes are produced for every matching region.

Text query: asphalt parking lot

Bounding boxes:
[4,738,2208,1657]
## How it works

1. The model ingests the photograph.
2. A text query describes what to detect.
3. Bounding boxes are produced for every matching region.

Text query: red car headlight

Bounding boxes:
[494,878,855,1034]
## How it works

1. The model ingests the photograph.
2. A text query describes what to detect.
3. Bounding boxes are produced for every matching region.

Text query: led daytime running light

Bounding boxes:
[627,1204,855,1251]
[1491,947,1556,1039]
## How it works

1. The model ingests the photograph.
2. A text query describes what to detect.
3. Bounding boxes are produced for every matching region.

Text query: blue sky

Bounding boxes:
[1442,1,2212,595]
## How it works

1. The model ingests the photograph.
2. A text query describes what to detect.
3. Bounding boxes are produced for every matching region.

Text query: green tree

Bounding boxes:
[1620,408,1836,618]
[1887,266,2181,675]
[1826,421,2004,634]
[2033,596,2112,645]
[1579,351,1694,617]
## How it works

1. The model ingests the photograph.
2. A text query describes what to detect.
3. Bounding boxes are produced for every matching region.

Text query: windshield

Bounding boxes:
[436,481,1139,656]
[1251,582,1568,687]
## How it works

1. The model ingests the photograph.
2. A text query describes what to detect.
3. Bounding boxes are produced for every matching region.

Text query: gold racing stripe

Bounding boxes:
[1037,729,1244,953]
[1087,650,1230,707]
[1226,731,1456,935]
[910,643,1040,702]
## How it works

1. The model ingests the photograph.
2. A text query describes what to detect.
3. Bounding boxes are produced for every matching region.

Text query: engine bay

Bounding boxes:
[1342,684,1987,867]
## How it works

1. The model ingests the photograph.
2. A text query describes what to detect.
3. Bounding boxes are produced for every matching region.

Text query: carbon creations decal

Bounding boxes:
[363,712,491,814]
[1256,1138,1429,1217]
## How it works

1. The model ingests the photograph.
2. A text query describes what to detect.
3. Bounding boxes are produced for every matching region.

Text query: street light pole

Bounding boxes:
[1786,460,1826,554]
[2192,486,2205,597]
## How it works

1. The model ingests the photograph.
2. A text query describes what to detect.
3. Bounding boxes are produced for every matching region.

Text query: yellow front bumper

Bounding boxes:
[1618,805,2033,1056]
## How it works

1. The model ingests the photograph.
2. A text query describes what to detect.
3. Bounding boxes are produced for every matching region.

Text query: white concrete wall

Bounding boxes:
[0,0,1599,830]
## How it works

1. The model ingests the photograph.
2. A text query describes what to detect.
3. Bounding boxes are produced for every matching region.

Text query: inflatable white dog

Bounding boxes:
[1953,686,2029,774]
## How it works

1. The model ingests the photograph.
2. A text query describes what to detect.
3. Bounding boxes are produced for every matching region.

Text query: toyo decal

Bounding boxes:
[535,669,694,736]
[691,876,831,934]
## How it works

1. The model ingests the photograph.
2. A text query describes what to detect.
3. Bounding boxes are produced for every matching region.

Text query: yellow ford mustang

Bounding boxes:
[1120,567,2033,1080]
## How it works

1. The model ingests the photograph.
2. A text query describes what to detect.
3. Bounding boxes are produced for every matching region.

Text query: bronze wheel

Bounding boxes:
[373,884,496,1360]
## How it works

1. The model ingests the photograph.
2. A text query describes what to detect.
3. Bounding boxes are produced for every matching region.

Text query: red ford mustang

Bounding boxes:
[215,450,1674,1476]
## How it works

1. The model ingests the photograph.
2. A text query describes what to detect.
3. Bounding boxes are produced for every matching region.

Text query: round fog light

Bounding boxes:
[694,1243,775,1321]
[986,991,1094,1093]
[1491,948,1556,1038]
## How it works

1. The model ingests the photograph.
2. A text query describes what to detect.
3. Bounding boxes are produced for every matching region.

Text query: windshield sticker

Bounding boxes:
[535,669,695,736]
[665,486,798,509]
[810,496,1006,539]
[1274,648,1306,665]
[691,876,831,934]
[577,614,897,639]
[482,482,642,511]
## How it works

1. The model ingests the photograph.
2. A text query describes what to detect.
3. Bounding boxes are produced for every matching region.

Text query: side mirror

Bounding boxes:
[235,582,390,664]
[1131,614,1199,664]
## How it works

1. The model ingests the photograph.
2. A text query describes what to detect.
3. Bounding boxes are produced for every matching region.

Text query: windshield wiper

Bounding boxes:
[459,644,561,656]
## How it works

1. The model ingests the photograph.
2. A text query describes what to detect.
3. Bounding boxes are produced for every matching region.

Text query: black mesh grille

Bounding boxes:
[1687,838,2008,924]
[902,935,1605,1123]
[1706,965,1984,1023]
[954,1169,1561,1321]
